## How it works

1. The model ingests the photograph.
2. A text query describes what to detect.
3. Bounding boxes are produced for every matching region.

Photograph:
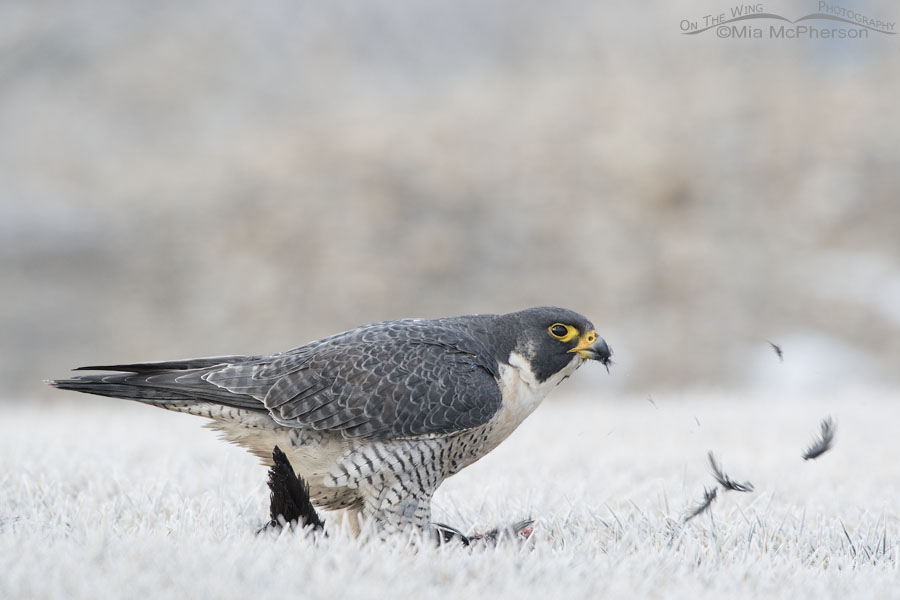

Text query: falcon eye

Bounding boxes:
[548,323,578,342]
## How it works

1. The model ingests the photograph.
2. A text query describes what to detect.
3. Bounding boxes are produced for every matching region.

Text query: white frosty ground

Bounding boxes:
[1,390,897,600]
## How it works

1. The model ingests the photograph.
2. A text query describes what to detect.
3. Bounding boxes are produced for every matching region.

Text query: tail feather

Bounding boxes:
[74,355,259,373]
[51,377,195,403]
[50,359,267,413]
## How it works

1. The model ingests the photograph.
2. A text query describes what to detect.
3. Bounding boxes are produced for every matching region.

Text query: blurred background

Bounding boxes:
[2,0,898,401]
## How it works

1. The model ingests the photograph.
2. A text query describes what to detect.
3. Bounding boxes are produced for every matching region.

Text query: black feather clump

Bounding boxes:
[267,445,325,532]
[708,451,755,493]
[802,417,836,460]
[684,487,718,523]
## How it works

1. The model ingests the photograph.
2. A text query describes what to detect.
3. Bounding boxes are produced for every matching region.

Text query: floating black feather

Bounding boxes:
[802,417,836,460]
[684,487,718,522]
[767,341,784,362]
[708,451,755,493]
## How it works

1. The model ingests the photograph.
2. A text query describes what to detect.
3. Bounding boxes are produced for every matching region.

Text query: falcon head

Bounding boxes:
[493,307,612,384]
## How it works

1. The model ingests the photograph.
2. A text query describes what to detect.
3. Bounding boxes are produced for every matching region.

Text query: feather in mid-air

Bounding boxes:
[707,451,755,493]
[802,417,836,460]
[684,487,718,522]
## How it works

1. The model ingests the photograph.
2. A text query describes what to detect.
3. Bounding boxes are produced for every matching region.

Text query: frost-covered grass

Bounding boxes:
[2,391,897,599]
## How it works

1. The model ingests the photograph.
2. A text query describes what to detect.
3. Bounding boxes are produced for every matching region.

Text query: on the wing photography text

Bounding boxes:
[680,2,896,39]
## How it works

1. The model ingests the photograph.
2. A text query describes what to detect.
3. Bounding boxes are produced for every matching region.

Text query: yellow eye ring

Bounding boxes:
[548,323,579,342]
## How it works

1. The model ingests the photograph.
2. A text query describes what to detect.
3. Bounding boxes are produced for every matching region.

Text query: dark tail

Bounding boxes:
[48,356,266,412]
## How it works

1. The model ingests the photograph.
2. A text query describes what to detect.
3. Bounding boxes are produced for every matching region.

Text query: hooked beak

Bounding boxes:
[568,330,612,371]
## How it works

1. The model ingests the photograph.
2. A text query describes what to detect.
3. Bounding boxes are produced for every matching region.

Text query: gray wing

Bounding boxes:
[205,320,503,440]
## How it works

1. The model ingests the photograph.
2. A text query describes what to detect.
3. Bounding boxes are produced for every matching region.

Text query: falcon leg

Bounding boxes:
[358,476,436,538]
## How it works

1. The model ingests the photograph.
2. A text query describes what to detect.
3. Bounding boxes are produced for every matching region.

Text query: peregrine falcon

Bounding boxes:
[51,306,611,538]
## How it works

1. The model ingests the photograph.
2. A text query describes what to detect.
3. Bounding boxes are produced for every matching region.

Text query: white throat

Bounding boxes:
[493,351,583,434]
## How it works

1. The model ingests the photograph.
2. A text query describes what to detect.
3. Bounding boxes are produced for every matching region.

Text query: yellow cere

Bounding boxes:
[568,330,599,354]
